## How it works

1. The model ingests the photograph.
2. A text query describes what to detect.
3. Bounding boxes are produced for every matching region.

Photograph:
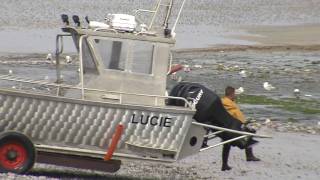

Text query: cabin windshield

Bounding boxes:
[82,39,98,74]
[89,38,154,75]
[93,39,127,71]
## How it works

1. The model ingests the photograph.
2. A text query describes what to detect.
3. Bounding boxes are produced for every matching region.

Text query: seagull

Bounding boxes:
[235,87,244,94]
[263,82,275,91]
[264,118,271,124]
[239,70,247,78]
[66,56,72,64]
[46,53,52,61]
[194,64,203,69]
[293,89,300,98]
[8,69,13,75]
[44,76,49,81]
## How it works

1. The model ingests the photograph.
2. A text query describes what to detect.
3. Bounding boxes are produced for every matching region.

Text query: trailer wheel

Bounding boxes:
[0,132,35,174]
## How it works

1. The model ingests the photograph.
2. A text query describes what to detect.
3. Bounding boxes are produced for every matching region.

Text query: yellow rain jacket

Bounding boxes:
[221,96,246,123]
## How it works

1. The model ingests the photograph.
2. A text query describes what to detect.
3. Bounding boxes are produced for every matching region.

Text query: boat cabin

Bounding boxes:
[59,27,175,106]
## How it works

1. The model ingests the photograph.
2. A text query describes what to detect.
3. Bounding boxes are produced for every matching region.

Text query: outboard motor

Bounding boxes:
[168,82,257,149]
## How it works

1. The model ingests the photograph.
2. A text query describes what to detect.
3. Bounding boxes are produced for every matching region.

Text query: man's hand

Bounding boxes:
[241,125,257,133]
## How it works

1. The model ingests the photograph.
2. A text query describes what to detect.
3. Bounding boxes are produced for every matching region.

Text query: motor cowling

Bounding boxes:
[168,82,258,149]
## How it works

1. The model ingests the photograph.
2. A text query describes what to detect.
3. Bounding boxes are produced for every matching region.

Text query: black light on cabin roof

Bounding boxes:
[72,15,81,27]
[61,14,69,26]
[164,28,171,38]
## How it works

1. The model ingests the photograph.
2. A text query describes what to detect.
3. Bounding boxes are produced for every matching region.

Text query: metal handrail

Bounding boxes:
[78,35,86,99]
[192,122,272,138]
[204,130,224,138]
[0,75,194,109]
[55,34,72,83]
[200,135,249,152]
[134,0,174,30]
[197,121,272,152]
[94,28,118,33]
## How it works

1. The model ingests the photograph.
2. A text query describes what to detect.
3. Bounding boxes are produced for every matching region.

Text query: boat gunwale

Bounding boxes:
[0,88,195,114]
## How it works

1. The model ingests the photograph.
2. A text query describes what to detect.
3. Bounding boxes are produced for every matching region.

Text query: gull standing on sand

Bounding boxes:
[263,82,275,91]
[8,70,13,75]
[239,70,247,78]
[46,53,52,61]
[66,56,72,63]
[293,89,300,98]
[194,64,203,69]
[235,87,244,94]
[264,118,271,124]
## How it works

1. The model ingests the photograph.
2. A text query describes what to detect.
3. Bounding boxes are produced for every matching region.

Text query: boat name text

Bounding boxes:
[131,114,172,127]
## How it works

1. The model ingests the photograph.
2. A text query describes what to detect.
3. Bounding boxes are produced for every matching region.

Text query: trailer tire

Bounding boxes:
[0,132,35,174]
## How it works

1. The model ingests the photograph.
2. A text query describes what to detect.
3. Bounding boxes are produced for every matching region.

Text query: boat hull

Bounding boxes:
[0,89,201,161]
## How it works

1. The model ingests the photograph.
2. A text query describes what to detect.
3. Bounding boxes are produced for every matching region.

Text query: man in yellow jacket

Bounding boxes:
[220,86,260,171]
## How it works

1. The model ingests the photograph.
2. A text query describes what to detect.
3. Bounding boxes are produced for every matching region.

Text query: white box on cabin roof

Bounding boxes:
[106,14,137,32]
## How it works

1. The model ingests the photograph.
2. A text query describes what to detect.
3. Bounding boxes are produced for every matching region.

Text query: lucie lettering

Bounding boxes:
[131,114,172,127]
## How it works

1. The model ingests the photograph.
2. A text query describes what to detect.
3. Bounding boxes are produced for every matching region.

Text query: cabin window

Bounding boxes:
[93,39,127,71]
[131,41,154,74]
[82,39,98,73]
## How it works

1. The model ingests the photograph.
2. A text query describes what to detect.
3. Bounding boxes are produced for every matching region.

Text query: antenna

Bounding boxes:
[171,0,186,34]
[163,0,174,28]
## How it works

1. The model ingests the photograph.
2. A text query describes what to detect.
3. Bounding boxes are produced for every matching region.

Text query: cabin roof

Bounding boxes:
[62,27,176,44]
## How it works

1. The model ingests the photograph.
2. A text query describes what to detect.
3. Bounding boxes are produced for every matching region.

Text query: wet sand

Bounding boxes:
[1,0,320,51]
[235,24,320,46]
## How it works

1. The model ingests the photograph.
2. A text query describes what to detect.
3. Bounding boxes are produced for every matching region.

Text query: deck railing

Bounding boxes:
[0,74,194,110]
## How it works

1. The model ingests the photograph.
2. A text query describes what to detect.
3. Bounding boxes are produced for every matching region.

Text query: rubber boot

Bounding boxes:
[245,147,261,161]
[201,128,211,148]
[201,137,209,148]
[221,144,232,171]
